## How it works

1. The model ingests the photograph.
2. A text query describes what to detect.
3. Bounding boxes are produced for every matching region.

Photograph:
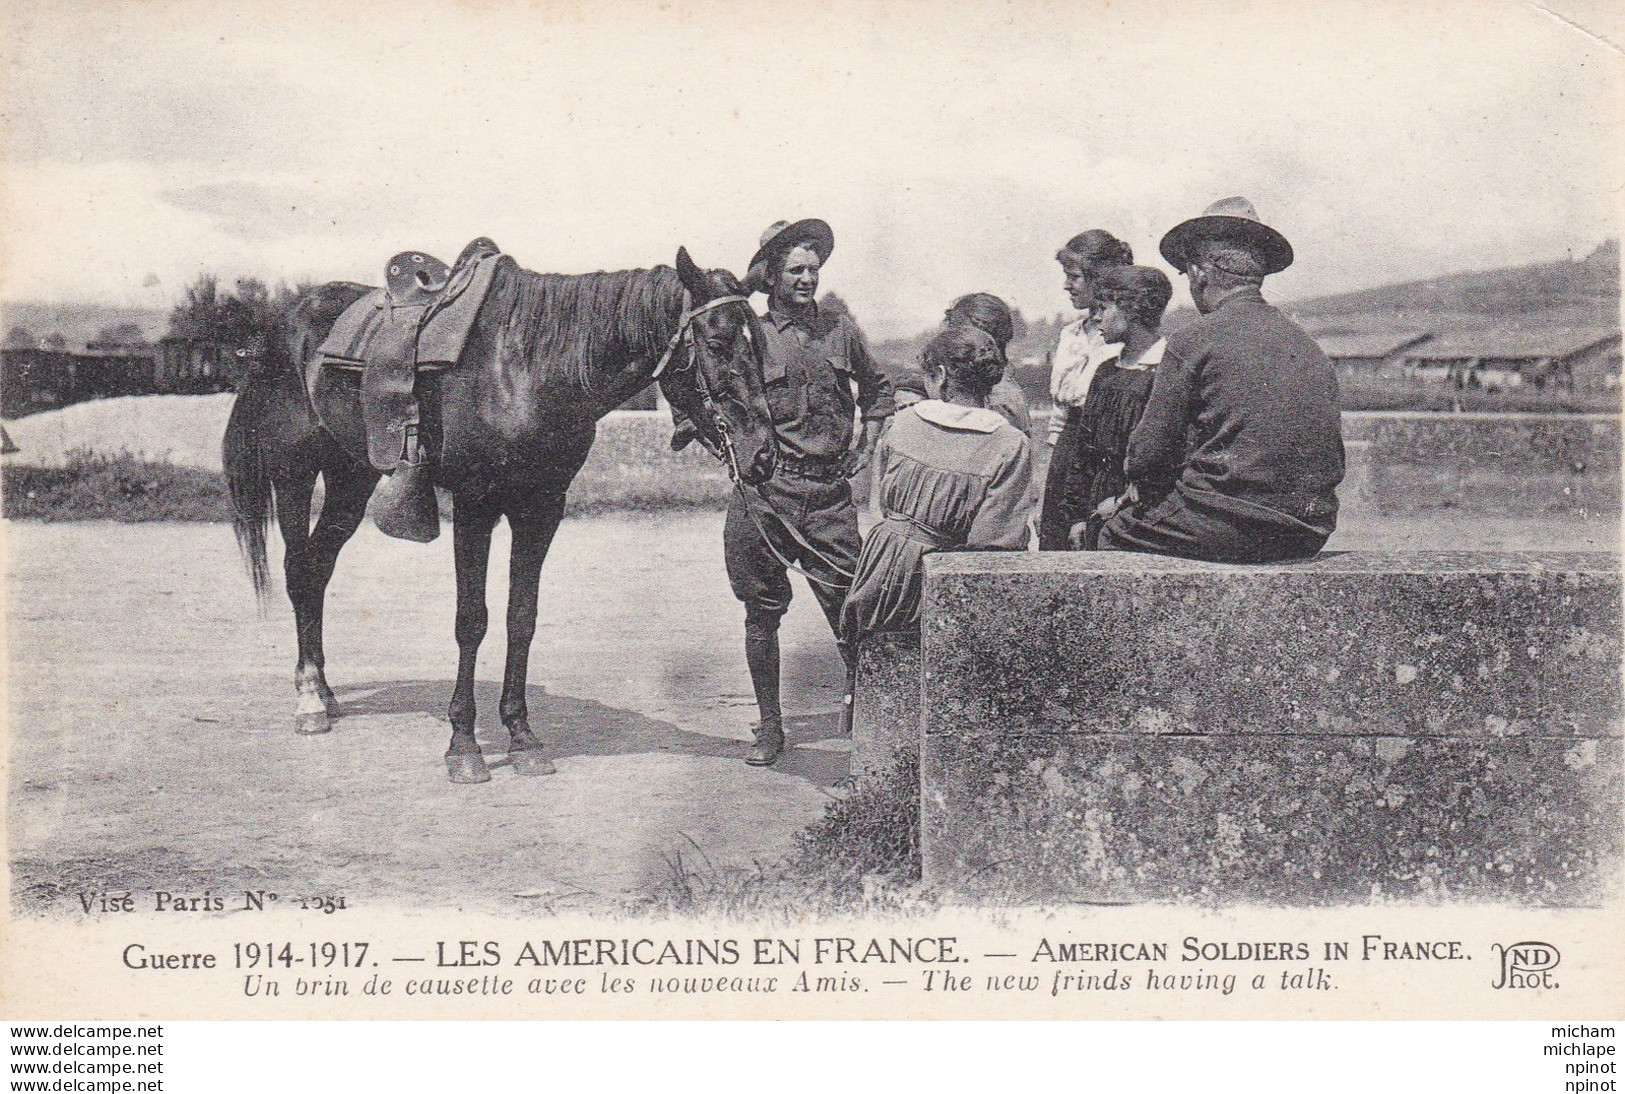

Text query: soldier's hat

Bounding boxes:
[745,219,835,293]
[1159,197,1293,275]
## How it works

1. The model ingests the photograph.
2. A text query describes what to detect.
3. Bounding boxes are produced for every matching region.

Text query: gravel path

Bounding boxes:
[5,509,1616,915]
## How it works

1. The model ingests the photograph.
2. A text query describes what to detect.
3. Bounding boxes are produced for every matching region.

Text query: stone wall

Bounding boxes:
[852,551,1623,906]
[567,410,735,514]
[1340,410,1620,467]
[851,631,920,778]
[583,410,1619,517]
[7,402,1614,515]
[1341,412,1620,517]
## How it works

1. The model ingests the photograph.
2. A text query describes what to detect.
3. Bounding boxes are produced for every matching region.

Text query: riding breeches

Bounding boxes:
[724,475,859,626]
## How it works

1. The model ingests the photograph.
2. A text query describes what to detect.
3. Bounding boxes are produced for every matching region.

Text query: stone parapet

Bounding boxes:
[917,551,1623,905]
[1341,411,1620,470]
[851,630,920,778]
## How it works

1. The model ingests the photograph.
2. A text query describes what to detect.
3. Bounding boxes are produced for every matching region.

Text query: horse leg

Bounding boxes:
[285,463,376,734]
[499,493,567,776]
[446,489,501,783]
[273,468,327,735]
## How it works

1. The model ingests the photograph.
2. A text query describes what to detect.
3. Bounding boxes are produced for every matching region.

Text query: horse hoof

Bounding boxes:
[295,711,332,735]
[510,749,557,777]
[445,753,492,784]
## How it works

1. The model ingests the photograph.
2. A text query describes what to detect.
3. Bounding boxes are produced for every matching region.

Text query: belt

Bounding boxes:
[880,512,964,550]
[778,453,846,482]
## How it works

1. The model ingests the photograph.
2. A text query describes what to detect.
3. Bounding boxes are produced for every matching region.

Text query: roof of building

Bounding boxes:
[1404,328,1620,362]
[1313,330,1431,359]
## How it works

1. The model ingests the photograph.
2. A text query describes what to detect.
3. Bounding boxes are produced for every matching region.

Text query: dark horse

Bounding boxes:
[222,247,777,782]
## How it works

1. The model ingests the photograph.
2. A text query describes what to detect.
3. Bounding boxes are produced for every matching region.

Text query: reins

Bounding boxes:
[652,289,750,482]
[656,287,858,590]
[734,481,857,588]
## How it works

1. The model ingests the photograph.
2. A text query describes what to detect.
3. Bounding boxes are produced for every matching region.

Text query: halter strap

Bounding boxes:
[650,292,752,378]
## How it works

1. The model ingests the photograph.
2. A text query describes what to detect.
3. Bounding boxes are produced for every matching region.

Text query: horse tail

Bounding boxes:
[222,371,278,602]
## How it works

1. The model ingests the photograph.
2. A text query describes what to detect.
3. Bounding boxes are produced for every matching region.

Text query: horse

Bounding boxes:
[221,246,778,783]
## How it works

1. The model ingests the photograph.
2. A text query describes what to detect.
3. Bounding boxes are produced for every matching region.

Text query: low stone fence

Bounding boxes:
[852,551,1623,906]
[568,410,734,514]
[6,404,1613,517]
[1339,411,1619,517]
[1340,410,1620,467]
[582,410,1619,518]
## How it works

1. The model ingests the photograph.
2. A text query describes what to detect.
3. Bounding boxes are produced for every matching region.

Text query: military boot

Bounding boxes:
[746,717,785,767]
[744,610,785,766]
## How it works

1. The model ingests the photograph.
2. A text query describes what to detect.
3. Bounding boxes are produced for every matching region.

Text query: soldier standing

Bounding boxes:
[727,219,895,765]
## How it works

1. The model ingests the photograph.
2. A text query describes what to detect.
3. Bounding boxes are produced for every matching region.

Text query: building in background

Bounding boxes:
[1311,329,1431,380]
[1399,329,1621,392]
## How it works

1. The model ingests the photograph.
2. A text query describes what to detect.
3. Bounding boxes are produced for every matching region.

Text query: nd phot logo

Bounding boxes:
[1490,941,1561,990]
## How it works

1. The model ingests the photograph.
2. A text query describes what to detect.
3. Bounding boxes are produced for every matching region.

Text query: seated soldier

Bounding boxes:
[1099,198,1344,563]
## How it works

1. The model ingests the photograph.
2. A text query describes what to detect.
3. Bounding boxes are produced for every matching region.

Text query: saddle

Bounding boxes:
[316,237,506,472]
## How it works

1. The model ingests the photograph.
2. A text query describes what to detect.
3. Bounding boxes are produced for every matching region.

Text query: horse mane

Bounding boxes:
[487,259,684,391]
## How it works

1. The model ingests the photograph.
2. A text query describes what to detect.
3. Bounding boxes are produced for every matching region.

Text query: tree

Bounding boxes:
[92,322,148,347]
[818,290,855,325]
[3,325,37,350]
[167,274,220,340]
[41,332,67,350]
[1008,306,1029,343]
[167,274,311,349]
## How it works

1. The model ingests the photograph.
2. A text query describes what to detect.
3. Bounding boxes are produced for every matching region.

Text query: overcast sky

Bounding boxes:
[2,0,1620,338]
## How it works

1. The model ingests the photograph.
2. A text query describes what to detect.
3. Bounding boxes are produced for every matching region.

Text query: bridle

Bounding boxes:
[652,290,753,482]
[655,289,853,591]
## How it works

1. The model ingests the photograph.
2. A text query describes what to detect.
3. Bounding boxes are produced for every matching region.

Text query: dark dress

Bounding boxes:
[1037,320,1109,550]
[1070,357,1159,547]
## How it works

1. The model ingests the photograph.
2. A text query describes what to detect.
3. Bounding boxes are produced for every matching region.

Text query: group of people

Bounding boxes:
[712,200,1345,765]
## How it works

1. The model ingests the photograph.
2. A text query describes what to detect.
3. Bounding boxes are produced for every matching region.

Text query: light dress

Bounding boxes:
[841,400,1033,643]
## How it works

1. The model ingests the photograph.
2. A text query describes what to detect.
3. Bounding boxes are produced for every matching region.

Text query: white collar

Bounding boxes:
[1118,337,1166,371]
[911,399,1006,433]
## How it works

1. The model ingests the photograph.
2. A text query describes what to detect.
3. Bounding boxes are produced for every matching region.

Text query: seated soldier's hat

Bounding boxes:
[1159,197,1293,275]
[745,218,835,293]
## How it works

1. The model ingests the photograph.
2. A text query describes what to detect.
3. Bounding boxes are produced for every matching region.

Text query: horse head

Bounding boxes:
[665,247,778,486]
[225,313,302,385]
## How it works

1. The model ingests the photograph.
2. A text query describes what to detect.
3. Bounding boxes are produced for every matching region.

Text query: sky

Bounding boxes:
[1,0,1621,339]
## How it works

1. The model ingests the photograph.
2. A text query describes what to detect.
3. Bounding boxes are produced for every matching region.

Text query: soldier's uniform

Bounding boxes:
[1102,198,1344,563]
[726,302,894,633]
[725,219,894,765]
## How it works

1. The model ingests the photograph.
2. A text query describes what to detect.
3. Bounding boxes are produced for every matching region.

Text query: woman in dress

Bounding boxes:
[1064,265,1174,549]
[841,324,1034,645]
[944,292,1032,436]
[1037,229,1133,550]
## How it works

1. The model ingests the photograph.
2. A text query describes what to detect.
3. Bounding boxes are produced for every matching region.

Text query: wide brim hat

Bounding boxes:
[745,218,834,292]
[1159,197,1293,275]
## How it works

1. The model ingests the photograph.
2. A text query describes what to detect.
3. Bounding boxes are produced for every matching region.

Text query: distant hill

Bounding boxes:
[1287,240,1619,335]
[0,301,169,350]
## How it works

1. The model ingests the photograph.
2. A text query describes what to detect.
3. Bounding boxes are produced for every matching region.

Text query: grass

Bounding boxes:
[1336,378,1621,414]
[3,449,232,522]
[633,750,929,920]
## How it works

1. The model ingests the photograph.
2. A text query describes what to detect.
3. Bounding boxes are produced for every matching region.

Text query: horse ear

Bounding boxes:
[675,247,710,300]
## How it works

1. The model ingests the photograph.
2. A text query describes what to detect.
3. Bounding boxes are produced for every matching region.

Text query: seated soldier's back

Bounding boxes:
[1176,291,1344,522]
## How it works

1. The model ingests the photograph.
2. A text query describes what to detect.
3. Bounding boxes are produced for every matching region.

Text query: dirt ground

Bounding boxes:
[5,509,1619,916]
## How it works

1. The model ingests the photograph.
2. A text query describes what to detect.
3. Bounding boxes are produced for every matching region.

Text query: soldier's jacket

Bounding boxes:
[759,304,895,462]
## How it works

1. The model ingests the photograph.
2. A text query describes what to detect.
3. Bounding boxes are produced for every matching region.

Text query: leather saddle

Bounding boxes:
[315,237,506,472]
[386,251,452,305]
